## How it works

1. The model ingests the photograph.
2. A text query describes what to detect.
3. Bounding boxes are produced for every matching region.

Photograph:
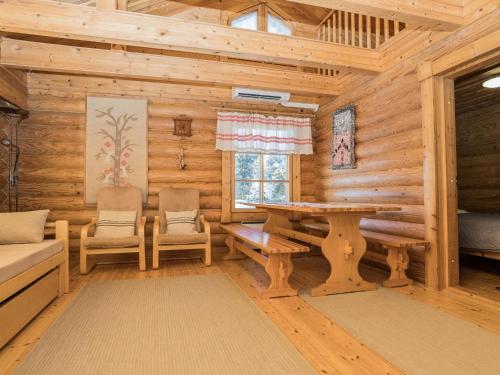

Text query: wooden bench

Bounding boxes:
[221,223,309,298]
[301,220,429,288]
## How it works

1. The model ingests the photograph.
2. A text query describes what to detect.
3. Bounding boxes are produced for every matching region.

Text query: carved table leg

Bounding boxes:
[262,253,297,298]
[263,209,294,235]
[311,214,377,296]
[383,246,412,287]
[223,236,246,260]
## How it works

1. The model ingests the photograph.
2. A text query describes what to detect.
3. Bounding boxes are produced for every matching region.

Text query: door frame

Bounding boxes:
[417,33,499,289]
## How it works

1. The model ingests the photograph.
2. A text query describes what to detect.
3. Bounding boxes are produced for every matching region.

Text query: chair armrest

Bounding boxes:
[139,216,146,241]
[153,216,160,240]
[81,217,96,242]
[200,215,211,236]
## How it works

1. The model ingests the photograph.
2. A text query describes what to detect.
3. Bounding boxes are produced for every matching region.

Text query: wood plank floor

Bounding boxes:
[1,254,500,375]
[460,265,500,302]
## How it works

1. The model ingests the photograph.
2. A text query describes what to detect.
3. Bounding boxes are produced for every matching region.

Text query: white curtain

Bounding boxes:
[215,111,313,154]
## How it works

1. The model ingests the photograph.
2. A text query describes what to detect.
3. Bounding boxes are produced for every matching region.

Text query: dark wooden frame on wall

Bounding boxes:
[418,32,499,290]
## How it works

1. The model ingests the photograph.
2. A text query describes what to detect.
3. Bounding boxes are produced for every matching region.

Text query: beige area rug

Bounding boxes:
[302,288,500,375]
[14,275,316,375]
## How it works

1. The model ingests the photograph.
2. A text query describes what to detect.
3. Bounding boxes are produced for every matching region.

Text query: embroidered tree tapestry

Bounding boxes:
[332,104,356,169]
[85,97,148,204]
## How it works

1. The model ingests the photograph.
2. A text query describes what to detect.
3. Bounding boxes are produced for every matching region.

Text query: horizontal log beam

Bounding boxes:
[0,0,381,72]
[0,38,340,96]
[285,0,465,31]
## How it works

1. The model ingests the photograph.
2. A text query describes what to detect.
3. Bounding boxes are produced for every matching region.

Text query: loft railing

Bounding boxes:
[316,9,405,75]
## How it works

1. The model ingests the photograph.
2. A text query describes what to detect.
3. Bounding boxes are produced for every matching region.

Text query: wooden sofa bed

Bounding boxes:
[0,221,69,348]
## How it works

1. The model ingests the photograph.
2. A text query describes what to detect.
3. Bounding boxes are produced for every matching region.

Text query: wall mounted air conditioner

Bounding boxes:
[232,88,291,102]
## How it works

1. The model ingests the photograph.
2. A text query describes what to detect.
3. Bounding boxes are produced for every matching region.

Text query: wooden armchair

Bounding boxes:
[152,188,211,269]
[80,186,146,274]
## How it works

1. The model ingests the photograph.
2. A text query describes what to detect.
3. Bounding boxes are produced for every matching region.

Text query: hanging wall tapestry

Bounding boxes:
[332,104,356,169]
[85,97,148,204]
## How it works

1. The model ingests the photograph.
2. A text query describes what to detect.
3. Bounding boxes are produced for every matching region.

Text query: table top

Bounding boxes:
[247,202,401,214]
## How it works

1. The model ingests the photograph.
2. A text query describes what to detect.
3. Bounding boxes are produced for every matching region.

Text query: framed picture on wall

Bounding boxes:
[332,104,356,170]
[85,96,148,204]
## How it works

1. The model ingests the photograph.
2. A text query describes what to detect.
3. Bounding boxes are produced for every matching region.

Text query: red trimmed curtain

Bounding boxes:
[216,111,313,154]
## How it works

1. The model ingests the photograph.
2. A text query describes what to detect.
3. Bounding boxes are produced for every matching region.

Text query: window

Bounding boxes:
[234,153,290,209]
[267,13,292,36]
[229,5,293,36]
[231,11,258,31]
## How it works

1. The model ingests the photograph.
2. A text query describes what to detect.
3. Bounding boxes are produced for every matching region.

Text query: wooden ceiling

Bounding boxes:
[59,0,331,24]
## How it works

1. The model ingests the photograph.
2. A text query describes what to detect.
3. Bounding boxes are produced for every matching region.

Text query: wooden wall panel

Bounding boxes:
[21,73,314,255]
[0,66,27,109]
[455,68,500,213]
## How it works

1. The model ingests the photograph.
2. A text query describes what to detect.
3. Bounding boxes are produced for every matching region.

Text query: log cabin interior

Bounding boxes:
[0,0,499,374]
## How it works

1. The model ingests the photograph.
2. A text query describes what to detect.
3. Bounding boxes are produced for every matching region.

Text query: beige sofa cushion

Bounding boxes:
[0,239,63,284]
[158,233,208,245]
[84,236,140,249]
[165,209,198,235]
[95,210,137,238]
[0,210,49,244]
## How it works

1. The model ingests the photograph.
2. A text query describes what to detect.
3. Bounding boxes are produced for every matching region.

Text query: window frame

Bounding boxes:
[231,152,292,213]
[228,3,294,36]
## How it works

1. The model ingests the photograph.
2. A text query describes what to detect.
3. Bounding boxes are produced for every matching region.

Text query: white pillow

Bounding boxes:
[95,210,137,238]
[165,209,198,235]
[0,210,49,244]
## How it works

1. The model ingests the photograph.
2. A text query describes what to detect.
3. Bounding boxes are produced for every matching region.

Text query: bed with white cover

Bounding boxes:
[459,212,500,260]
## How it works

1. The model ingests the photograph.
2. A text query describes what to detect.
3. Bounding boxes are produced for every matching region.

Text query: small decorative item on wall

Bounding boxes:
[332,103,356,170]
[85,96,148,204]
[173,115,192,137]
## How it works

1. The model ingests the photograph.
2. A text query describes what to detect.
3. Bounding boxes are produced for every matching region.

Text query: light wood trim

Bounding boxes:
[0,0,382,72]
[96,0,117,11]
[0,38,341,96]
[0,252,64,302]
[0,269,59,348]
[55,220,70,294]
[375,17,380,47]
[291,154,301,203]
[221,151,232,224]
[284,0,465,30]
[367,15,372,48]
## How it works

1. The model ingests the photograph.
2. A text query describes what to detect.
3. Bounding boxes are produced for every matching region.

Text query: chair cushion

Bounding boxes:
[0,239,63,284]
[97,187,143,232]
[158,233,208,245]
[158,188,200,232]
[84,236,140,249]
[165,209,198,235]
[95,210,137,238]
[0,210,49,244]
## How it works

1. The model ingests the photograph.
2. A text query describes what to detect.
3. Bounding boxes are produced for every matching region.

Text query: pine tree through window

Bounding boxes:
[234,153,290,209]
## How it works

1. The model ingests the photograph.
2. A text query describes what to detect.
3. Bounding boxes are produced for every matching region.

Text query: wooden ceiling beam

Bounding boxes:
[0,0,382,72]
[283,0,466,31]
[0,38,340,96]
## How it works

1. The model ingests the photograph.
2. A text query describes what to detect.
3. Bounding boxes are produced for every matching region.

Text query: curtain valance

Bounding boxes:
[215,111,313,155]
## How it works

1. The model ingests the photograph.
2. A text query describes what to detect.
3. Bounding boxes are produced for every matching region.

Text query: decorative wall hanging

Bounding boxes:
[332,104,356,169]
[173,116,192,137]
[85,97,148,204]
[216,111,313,154]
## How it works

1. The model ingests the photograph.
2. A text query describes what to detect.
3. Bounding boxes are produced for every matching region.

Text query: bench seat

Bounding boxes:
[301,220,429,287]
[221,223,309,298]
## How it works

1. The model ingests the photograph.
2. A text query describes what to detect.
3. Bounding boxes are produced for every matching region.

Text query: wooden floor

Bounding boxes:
[1,254,500,375]
[460,263,500,303]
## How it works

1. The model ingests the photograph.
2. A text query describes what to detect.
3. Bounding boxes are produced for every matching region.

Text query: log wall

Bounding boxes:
[455,69,500,213]
[21,73,314,254]
[314,67,426,281]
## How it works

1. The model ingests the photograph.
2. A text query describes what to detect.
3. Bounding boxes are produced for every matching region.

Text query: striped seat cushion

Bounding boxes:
[165,209,198,235]
[95,210,137,238]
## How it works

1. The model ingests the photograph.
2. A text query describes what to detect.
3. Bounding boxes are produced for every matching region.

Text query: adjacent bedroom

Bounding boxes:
[455,64,500,300]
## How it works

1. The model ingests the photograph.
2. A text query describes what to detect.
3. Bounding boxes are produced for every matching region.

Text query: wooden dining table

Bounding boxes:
[250,202,401,296]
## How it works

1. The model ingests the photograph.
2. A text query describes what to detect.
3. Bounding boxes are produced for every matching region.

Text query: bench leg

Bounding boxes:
[383,246,412,288]
[223,235,246,261]
[262,253,297,298]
